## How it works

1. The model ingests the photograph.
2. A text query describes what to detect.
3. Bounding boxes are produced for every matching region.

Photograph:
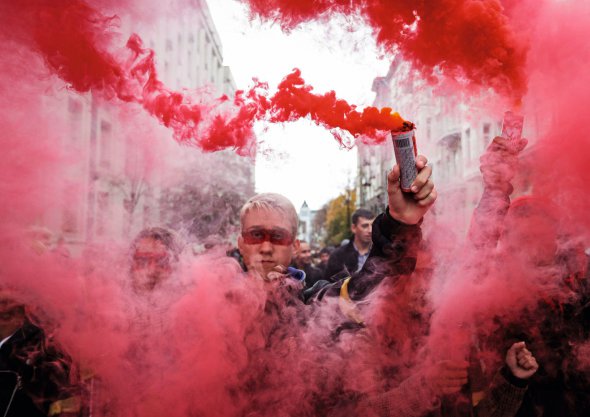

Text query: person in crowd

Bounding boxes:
[348,241,540,417]
[324,208,375,280]
[233,155,434,416]
[317,247,332,277]
[129,227,181,294]
[358,341,538,417]
[302,141,543,416]
[292,240,324,288]
[0,289,81,417]
[234,152,539,416]
[85,227,184,417]
[468,135,590,416]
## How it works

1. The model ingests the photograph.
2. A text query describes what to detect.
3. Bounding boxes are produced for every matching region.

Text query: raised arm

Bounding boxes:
[346,154,435,300]
[475,341,538,417]
[467,137,527,250]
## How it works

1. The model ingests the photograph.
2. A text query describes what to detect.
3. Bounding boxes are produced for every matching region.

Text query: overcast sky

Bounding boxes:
[207,0,389,211]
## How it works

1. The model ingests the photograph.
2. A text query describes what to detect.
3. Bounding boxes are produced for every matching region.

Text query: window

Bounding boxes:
[464,127,471,162]
[143,204,151,227]
[68,97,82,114]
[187,51,192,78]
[62,187,79,234]
[482,123,491,148]
[99,121,111,168]
[177,33,182,65]
[96,192,110,236]
[67,98,83,142]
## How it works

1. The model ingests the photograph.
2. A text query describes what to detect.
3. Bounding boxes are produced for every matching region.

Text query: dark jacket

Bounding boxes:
[323,238,365,281]
[306,208,533,417]
[301,264,324,288]
[317,260,328,277]
[509,294,590,417]
[0,320,80,417]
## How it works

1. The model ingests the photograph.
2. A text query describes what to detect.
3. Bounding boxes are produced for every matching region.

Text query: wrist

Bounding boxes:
[501,365,529,388]
[387,207,423,226]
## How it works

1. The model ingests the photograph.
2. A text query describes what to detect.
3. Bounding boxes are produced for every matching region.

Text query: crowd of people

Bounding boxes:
[289,207,377,290]
[1,137,589,416]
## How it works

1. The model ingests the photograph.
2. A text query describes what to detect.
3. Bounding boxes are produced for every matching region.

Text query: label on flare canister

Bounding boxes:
[391,130,418,192]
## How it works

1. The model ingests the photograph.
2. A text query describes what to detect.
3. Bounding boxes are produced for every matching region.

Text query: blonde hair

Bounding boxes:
[239,193,299,236]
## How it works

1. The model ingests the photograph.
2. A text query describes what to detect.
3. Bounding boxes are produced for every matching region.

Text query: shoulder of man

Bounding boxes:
[330,241,356,259]
[325,240,357,273]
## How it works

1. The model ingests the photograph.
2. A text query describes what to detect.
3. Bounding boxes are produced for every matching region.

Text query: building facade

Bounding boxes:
[40,0,253,251]
[358,58,547,236]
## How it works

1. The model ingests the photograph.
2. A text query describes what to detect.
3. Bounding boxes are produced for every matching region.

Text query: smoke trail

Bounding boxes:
[2,0,589,416]
[1,0,407,158]
[241,0,528,102]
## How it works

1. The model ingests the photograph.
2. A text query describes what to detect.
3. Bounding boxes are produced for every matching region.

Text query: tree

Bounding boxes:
[158,149,254,244]
[323,188,356,247]
[159,185,245,241]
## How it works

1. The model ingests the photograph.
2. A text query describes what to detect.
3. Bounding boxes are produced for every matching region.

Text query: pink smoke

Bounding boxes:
[1,0,589,416]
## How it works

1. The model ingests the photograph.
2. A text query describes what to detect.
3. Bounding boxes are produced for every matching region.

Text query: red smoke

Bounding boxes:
[2,0,590,415]
[242,0,528,103]
[415,2,590,413]
[265,68,405,139]
[1,0,406,157]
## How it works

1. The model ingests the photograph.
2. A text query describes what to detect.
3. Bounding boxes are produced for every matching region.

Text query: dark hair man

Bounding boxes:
[323,208,375,280]
[317,247,332,276]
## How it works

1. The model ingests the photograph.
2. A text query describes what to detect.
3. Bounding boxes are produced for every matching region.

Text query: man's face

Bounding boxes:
[297,242,312,266]
[131,237,173,292]
[238,208,299,279]
[320,252,330,264]
[351,216,374,245]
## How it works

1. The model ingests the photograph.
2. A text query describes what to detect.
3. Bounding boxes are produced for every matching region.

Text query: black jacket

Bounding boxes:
[303,209,421,304]
[0,320,80,417]
[323,238,363,281]
[301,264,324,288]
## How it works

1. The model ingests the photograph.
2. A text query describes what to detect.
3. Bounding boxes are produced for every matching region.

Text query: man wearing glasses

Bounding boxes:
[237,155,436,292]
[235,155,539,416]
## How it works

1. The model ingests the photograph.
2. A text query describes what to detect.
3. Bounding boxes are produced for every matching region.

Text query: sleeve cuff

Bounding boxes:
[382,207,423,232]
[500,366,529,388]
